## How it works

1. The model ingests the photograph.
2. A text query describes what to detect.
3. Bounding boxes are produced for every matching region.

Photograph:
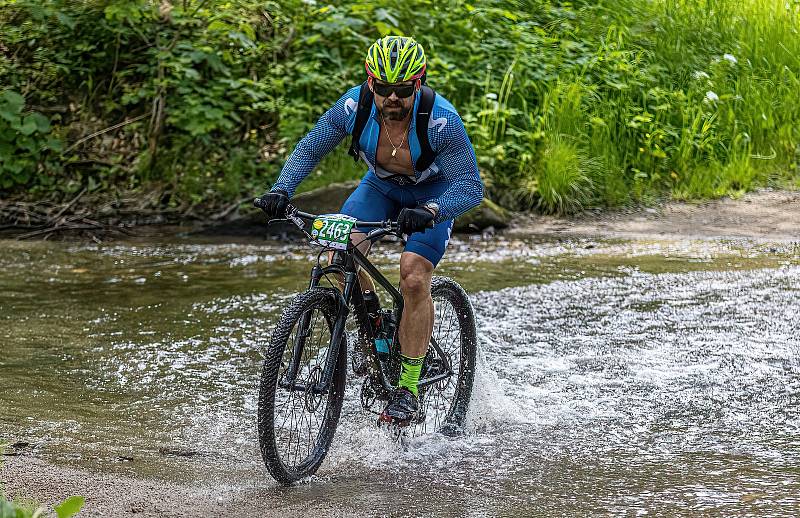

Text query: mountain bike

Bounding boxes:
[253,200,477,485]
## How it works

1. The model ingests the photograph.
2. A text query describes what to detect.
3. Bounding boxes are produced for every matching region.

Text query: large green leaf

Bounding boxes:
[0,499,19,518]
[29,113,51,133]
[18,117,38,136]
[0,109,18,124]
[54,496,85,518]
[0,91,24,122]
[0,91,24,111]
[19,115,37,136]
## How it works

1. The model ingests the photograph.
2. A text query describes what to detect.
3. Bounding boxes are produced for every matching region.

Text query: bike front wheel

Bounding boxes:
[258,287,346,484]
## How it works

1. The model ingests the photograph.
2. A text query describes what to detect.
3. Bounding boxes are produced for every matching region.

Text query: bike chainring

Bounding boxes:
[360,375,391,415]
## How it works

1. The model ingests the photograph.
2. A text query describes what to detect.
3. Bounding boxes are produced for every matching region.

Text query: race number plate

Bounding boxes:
[310,214,356,250]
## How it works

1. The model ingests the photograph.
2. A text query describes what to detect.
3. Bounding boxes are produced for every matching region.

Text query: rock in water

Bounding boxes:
[453,198,511,233]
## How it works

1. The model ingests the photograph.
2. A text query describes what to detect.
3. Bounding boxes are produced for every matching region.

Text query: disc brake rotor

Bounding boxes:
[304,366,324,412]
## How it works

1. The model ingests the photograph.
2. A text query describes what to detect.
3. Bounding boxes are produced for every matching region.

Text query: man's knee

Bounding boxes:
[400,253,433,298]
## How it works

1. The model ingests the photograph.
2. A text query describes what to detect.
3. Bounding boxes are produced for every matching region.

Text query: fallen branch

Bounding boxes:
[50,188,87,222]
[17,224,110,240]
[210,197,249,220]
[62,113,149,155]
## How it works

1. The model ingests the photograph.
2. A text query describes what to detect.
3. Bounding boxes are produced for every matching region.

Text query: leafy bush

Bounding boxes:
[0,91,60,189]
[0,0,798,212]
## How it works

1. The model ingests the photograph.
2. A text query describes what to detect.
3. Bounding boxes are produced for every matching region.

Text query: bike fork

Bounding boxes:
[281,269,354,394]
[283,304,317,384]
[313,270,356,392]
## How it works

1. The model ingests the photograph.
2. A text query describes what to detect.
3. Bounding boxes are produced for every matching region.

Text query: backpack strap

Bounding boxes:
[414,85,436,172]
[348,81,373,162]
[348,82,438,172]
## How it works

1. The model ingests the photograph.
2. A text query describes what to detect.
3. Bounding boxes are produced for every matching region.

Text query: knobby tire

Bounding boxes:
[257,287,346,484]
[411,276,477,437]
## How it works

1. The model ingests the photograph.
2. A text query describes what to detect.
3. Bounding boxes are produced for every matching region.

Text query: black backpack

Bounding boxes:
[347,81,437,172]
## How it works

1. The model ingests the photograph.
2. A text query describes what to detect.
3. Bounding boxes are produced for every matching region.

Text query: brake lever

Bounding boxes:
[284,205,306,230]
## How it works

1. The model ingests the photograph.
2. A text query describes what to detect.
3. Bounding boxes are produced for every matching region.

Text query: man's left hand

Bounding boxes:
[397,207,435,235]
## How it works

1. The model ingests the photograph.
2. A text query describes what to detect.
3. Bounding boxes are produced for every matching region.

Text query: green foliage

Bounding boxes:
[0,0,798,212]
[534,138,597,214]
[0,495,84,518]
[461,0,800,211]
[0,90,60,189]
[53,497,84,518]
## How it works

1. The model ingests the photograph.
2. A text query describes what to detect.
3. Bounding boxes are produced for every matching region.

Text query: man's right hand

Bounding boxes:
[255,189,289,218]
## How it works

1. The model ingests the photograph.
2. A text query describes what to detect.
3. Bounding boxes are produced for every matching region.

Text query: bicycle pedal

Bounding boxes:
[376,410,417,429]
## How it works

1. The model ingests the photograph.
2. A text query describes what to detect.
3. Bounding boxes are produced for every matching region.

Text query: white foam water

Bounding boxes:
[306,266,800,514]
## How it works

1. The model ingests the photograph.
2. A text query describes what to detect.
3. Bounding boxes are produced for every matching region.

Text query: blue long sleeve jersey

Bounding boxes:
[271,85,484,223]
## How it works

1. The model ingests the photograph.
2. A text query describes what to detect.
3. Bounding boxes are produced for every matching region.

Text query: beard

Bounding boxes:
[380,99,412,121]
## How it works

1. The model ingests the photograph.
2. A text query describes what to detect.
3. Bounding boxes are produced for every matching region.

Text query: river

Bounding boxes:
[1,233,799,516]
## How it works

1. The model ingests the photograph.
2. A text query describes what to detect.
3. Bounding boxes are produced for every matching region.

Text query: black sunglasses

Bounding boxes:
[372,81,416,98]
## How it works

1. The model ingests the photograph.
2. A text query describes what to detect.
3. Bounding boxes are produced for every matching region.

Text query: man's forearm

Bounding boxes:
[433,178,484,222]
[270,107,347,196]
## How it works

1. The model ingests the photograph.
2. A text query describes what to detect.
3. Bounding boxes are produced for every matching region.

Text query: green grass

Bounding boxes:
[470,0,800,213]
[0,0,798,213]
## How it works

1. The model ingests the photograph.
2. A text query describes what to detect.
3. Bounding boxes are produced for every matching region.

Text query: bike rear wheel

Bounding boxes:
[258,287,346,484]
[412,276,477,437]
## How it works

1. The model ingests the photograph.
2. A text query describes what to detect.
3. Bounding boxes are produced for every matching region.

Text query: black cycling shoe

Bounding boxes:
[378,388,419,427]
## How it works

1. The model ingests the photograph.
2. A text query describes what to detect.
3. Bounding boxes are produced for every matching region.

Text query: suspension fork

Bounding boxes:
[313,267,357,392]
[281,263,349,392]
[281,265,322,385]
[282,310,313,388]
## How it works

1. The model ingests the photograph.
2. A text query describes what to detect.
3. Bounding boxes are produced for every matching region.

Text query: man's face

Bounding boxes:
[370,78,418,121]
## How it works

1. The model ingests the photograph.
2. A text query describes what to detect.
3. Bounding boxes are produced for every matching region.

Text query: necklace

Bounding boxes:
[380,112,410,158]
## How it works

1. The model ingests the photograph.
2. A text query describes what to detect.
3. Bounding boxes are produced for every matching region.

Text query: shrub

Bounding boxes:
[0,0,797,211]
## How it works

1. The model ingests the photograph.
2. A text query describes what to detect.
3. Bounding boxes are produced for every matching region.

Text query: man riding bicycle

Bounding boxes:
[257,36,483,427]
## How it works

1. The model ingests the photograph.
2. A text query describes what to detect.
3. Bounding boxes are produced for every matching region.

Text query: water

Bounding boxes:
[1,234,799,515]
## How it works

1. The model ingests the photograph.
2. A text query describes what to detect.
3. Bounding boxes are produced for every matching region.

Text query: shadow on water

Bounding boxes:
[1,234,799,514]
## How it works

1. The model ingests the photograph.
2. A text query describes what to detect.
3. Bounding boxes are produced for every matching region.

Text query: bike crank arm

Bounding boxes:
[417,370,453,388]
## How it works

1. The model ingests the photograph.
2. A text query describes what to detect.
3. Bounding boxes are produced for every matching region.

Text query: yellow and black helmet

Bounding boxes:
[365,36,426,83]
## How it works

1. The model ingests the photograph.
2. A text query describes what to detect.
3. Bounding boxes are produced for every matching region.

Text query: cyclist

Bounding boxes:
[257,36,483,427]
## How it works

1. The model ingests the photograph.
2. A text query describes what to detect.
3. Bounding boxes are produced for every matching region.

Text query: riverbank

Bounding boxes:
[3,1,798,214]
[1,457,350,518]
[510,189,800,242]
[0,180,511,240]
[2,187,798,243]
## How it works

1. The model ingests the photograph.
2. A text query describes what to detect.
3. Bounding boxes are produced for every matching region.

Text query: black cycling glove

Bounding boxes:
[255,189,289,218]
[397,207,435,235]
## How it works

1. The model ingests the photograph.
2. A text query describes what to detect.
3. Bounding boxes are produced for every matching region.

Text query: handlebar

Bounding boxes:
[253,197,433,234]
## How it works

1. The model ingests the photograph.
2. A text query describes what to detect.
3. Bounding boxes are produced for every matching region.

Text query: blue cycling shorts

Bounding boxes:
[340,171,454,267]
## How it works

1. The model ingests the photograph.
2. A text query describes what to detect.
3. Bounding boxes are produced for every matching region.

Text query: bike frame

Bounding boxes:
[276,206,454,397]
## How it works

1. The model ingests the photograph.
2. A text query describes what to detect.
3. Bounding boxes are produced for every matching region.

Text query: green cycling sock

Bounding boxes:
[397,354,424,396]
